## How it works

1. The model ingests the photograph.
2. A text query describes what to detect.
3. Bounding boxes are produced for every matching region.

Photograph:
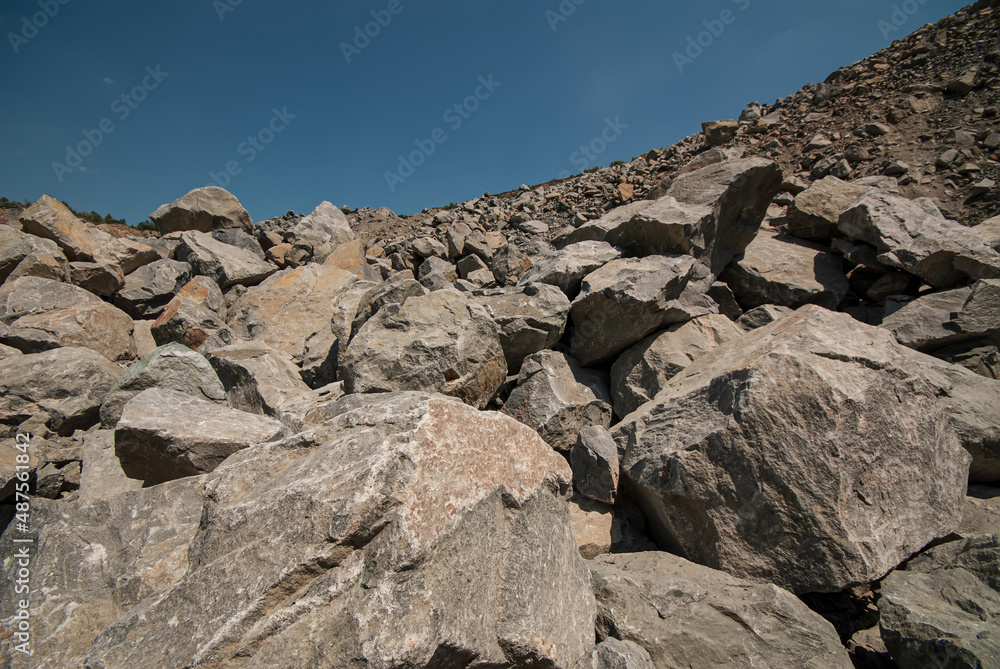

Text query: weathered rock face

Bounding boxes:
[571,425,620,505]
[18,194,104,261]
[150,186,254,234]
[786,175,870,241]
[70,259,125,297]
[290,200,356,248]
[879,535,1000,669]
[92,237,162,276]
[503,350,612,452]
[79,393,595,668]
[610,314,745,417]
[569,255,712,366]
[722,229,849,310]
[351,276,427,339]
[176,231,276,288]
[0,276,134,361]
[517,241,622,297]
[473,284,571,373]
[881,287,974,351]
[152,289,234,352]
[613,306,970,594]
[0,227,69,283]
[99,342,229,429]
[115,388,287,485]
[0,347,122,436]
[114,259,193,319]
[342,290,507,409]
[206,341,311,416]
[838,191,1000,288]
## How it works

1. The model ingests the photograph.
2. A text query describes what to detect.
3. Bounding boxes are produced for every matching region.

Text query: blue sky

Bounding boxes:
[0,0,969,225]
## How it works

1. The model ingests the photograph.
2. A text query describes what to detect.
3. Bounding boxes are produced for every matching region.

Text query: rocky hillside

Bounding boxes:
[1,3,999,669]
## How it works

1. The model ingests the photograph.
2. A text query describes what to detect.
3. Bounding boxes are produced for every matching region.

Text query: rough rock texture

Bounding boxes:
[342,290,507,409]
[591,552,853,669]
[206,341,311,416]
[150,187,254,234]
[736,304,794,331]
[473,284,571,372]
[881,287,974,351]
[517,241,622,297]
[0,226,69,284]
[176,231,276,288]
[722,229,849,310]
[610,315,745,417]
[585,639,654,669]
[152,284,234,353]
[613,306,971,594]
[18,194,104,261]
[879,535,1000,669]
[0,347,122,436]
[503,350,612,452]
[290,200,357,248]
[99,342,229,428]
[786,176,870,241]
[571,425,620,505]
[80,393,595,668]
[569,255,711,366]
[69,259,124,297]
[114,259,193,319]
[77,429,143,501]
[115,388,287,485]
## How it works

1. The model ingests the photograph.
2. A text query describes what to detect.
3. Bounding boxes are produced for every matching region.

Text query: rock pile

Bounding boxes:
[2,2,1000,667]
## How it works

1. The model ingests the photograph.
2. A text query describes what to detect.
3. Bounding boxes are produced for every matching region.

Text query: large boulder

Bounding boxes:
[786,175,870,241]
[206,341,312,416]
[92,237,162,276]
[610,314,745,417]
[99,342,229,428]
[517,241,622,297]
[879,535,1000,669]
[80,392,595,668]
[114,388,287,485]
[342,290,507,409]
[591,552,853,669]
[838,191,1000,288]
[569,255,714,366]
[18,194,105,261]
[151,285,234,353]
[0,276,134,361]
[881,287,974,351]
[502,350,612,452]
[721,228,849,310]
[150,187,254,235]
[0,347,122,436]
[176,231,276,288]
[613,306,971,594]
[113,259,193,319]
[0,226,69,283]
[473,284,571,372]
[289,201,356,248]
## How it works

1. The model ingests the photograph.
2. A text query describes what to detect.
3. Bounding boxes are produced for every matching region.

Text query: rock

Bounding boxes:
[206,341,311,416]
[115,387,286,485]
[92,237,161,276]
[571,425,620,505]
[502,350,612,452]
[473,284,571,372]
[610,314,745,417]
[569,496,617,560]
[323,238,372,278]
[464,229,494,261]
[342,290,506,409]
[412,236,448,259]
[955,279,1000,337]
[418,255,458,285]
[591,552,853,668]
[786,176,870,241]
[176,231,276,288]
[722,229,849,310]
[151,286,234,353]
[457,253,490,279]
[0,227,69,283]
[289,201,356,248]
[77,430,143,502]
[81,393,594,668]
[959,487,1000,537]
[113,259,193,319]
[211,228,265,260]
[69,260,124,297]
[99,342,229,429]
[0,276,134,361]
[517,219,549,235]
[702,119,739,146]
[706,281,743,320]
[587,639,654,669]
[518,241,622,298]
[613,306,970,593]
[946,69,977,94]
[879,535,1000,668]
[976,215,1000,250]
[838,191,1000,288]
[18,194,103,261]
[491,244,533,286]
[0,347,122,436]
[805,134,833,151]
[881,287,974,351]
[351,276,427,339]
[271,381,345,433]
[569,255,713,366]
[150,186,254,235]
[866,271,912,302]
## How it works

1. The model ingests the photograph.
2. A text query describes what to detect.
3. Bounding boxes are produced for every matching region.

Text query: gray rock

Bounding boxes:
[0,227,69,283]
[839,191,1000,288]
[610,314,745,417]
[115,388,287,485]
[589,639,654,669]
[210,228,265,259]
[473,284,571,372]
[69,260,124,297]
[176,231,276,288]
[342,290,507,409]
[518,241,622,298]
[77,430,143,502]
[83,392,595,668]
[99,342,228,429]
[417,255,458,284]
[289,201,356,248]
[591,552,853,668]
[571,425,620,505]
[955,278,1000,337]
[18,194,104,261]
[0,347,122,436]
[351,277,427,340]
[464,229,494,261]
[879,535,1000,669]
[502,350,612,452]
[569,255,713,366]
[613,306,970,593]
[974,215,1000,250]
[206,341,311,416]
[736,304,794,331]
[151,290,235,352]
[272,381,345,433]
[881,287,974,351]
[457,253,489,278]
[412,236,448,259]
[91,237,162,276]
[959,487,1000,537]
[702,119,739,146]
[114,259,193,319]
[150,186,254,234]
[491,244,533,286]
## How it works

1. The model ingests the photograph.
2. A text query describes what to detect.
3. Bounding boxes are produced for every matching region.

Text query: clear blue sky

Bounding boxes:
[0,0,969,225]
